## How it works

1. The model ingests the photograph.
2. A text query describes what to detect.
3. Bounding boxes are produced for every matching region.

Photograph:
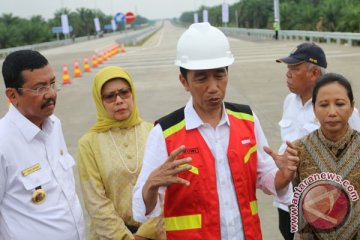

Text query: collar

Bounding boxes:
[8,105,55,142]
[295,94,313,108]
[317,126,354,156]
[184,97,229,130]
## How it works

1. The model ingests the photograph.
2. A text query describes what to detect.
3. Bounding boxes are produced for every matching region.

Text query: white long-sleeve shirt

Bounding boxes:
[0,105,85,240]
[133,98,292,240]
[279,93,360,154]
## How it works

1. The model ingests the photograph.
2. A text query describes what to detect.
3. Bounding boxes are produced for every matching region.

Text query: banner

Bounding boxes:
[194,13,198,23]
[222,3,229,23]
[111,19,117,31]
[61,14,70,34]
[274,0,280,21]
[94,17,101,32]
[203,9,208,22]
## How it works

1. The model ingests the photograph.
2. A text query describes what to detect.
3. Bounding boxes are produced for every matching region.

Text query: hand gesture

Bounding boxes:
[263,141,299,189]
[147,145,192,188]
[142,145,192,215]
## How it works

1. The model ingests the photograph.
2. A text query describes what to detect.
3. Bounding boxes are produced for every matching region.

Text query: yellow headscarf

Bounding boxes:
[89,66,143,132]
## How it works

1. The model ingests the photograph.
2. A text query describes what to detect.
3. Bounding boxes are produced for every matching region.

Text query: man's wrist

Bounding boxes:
[276,169,293,191]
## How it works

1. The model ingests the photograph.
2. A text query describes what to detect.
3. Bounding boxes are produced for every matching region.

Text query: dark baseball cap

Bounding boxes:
[276,42,327,68]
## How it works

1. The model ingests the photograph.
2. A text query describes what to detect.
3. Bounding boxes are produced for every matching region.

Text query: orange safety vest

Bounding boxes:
[155,102,262,240]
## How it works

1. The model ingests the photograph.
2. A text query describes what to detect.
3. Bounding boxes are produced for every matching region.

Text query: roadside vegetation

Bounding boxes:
[0,8,149,49]
[180,0,360,32]
[1,0,359,49]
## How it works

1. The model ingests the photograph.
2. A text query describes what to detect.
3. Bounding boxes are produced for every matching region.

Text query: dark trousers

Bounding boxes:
[278,208,294,240]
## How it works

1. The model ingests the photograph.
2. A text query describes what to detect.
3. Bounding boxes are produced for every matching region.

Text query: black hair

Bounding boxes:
[312,72,354,105]
[179,66,229,80]
[180,67,188,79]
[2,50,48,89]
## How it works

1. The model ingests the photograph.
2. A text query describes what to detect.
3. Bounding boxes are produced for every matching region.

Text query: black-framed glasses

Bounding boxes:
[102,87,132,103]
[17,81,58,95]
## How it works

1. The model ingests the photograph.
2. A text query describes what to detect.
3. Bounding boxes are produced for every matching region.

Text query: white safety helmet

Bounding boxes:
[175,22,234,70]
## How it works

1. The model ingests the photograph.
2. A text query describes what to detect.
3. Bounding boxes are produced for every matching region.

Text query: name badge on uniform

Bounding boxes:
[32,186,46,204]
[21,163,41,176]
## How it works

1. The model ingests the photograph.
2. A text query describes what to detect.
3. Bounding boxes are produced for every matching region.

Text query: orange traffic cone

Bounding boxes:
[97,52,103,65]
[62,64,71,85]
[107,48,113,58]
[103,52,108,61]
[115,43,120,55]
[91,54,98,68]
[83,56,91,72]
[73,61,82,78]
[110,44,118,56]
[120,43,126,53]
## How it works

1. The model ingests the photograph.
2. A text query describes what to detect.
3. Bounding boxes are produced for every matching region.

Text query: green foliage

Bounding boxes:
[0,8,150,49]
[22,16,53,44]
[179,11,196,24]
[0,13,52,48]
[337,4,360,32]
[180,0,360,33]
[237,0,273,28]
[0,22,18,48]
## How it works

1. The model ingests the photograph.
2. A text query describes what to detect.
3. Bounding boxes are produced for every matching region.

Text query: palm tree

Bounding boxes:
[0,14,21,48]
[337,3,360,32]
[319,0,343,31]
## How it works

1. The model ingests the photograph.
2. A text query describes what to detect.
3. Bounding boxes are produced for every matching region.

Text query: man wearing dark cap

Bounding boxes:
[274,42,360,239]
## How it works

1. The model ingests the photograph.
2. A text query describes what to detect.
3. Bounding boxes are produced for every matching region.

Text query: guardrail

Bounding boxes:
[0,38,74,58]
[0,24,161,59]
[220,27,360,47]
[115,23,162,46]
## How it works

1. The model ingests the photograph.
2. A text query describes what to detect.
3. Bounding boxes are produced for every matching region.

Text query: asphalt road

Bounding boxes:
[1,20,360,239]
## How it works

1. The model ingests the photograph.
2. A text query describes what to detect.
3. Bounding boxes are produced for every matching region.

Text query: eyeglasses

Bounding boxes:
[17,81,58,95]
[102,87,132,103]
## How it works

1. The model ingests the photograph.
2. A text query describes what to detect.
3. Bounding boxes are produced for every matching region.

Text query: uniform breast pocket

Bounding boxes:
[20,168,51,191]
[279,119,292,129]
[279,119,293,137]
[59,153,75,171]
[59,154,76,195]
[20,168,51,206]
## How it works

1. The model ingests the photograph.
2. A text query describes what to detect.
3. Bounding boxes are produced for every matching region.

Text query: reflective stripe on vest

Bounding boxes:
[227,108,257,163]
[250,200,258,215]
[164,119,185,138]
[165,214,202,231]
[244,145,257,163]
[164,202,258,231]
[226,109,253,122]
[179,164,199,175]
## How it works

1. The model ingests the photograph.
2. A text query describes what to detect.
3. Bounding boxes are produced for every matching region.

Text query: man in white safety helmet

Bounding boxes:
[132,22,299,240]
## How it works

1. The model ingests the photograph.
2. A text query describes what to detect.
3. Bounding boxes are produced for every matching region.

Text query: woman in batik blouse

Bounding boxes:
[291,73,359,240]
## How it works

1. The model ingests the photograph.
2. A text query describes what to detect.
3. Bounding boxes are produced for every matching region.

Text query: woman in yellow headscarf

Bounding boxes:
[77,66,164,240]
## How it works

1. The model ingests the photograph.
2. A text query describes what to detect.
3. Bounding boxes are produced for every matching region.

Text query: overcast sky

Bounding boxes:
[0,0,239,20]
